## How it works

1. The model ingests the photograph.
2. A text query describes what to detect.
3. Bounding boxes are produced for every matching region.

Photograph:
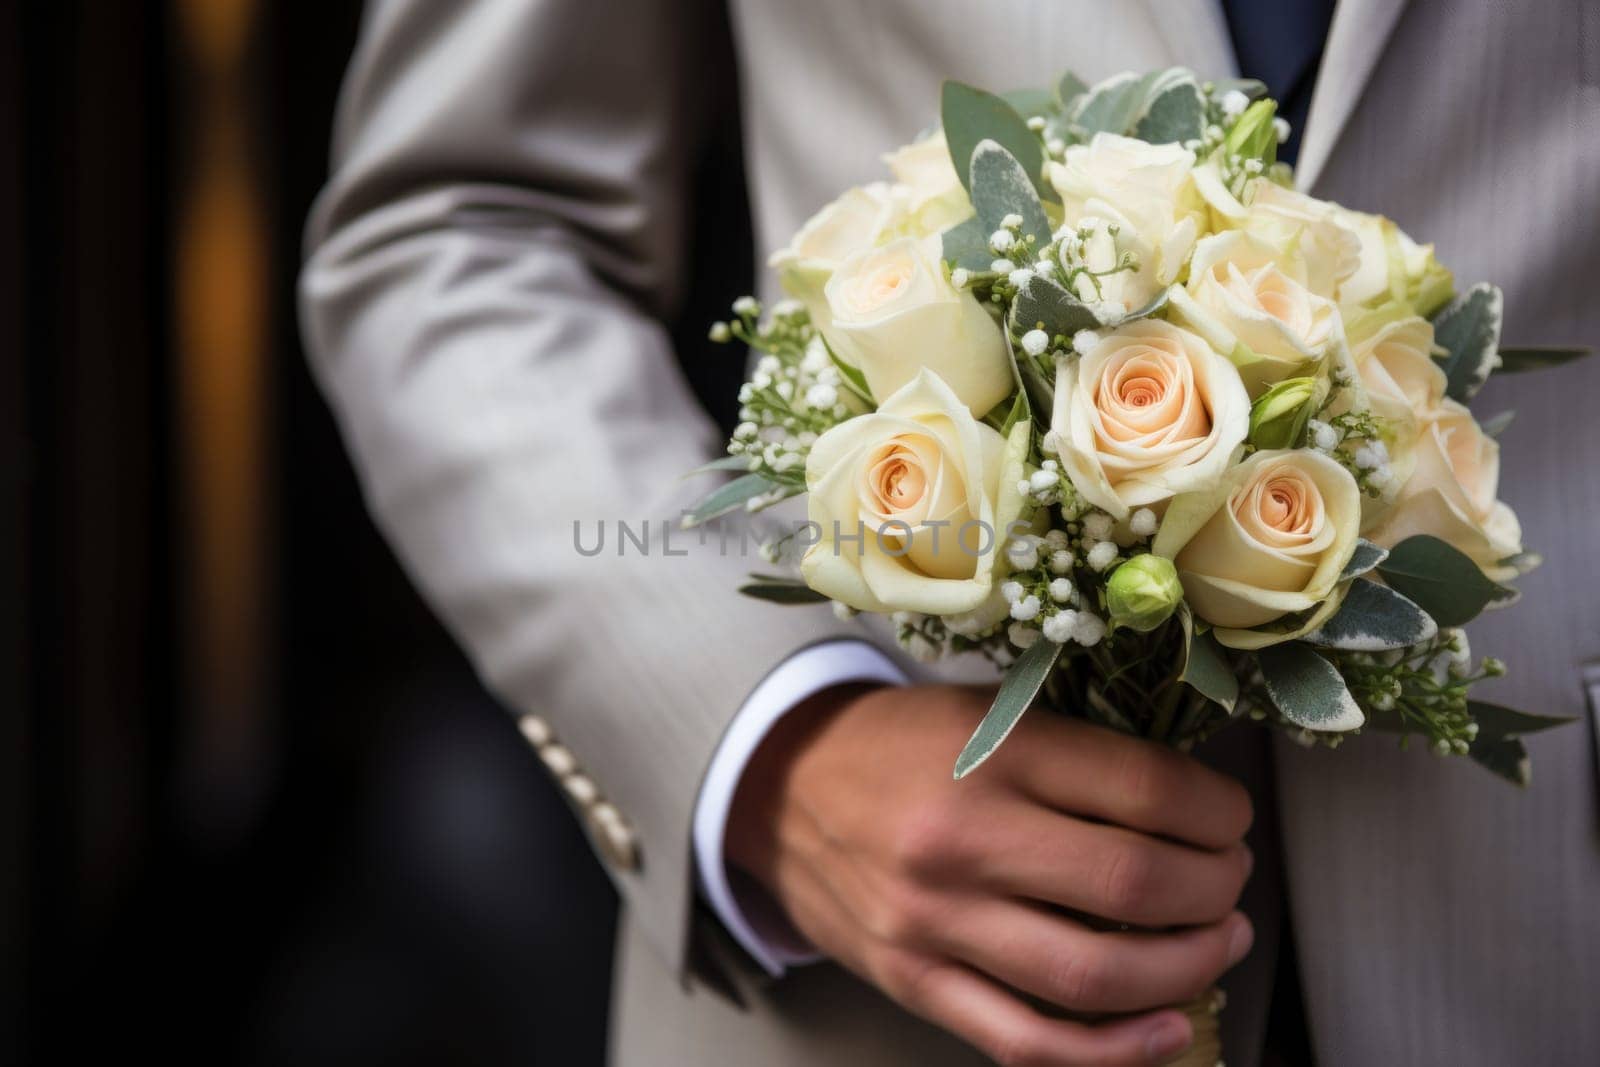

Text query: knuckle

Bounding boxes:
[991,1027,1051,1067]
[1101,842,1156,916]
[873,946,933,1003]
[865,879,938,946]
[1116,746,1178,821]
[1048,944,1105,1009]
[889,802,957,878]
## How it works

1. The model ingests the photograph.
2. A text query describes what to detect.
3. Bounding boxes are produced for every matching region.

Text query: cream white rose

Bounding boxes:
[822,236,1012,416]
[1350,313,1447,416]
[1363,399,1524,581]
[1239,182,1362,298]
[1051,319,1249,520]
[1046,133,1206,310]
[1168,230,1342,396]
[1331,206,1454,317]
[769,182,904,332]
[1154,449,1362,648]
[801,370,1030,614]
[883,130,972,235]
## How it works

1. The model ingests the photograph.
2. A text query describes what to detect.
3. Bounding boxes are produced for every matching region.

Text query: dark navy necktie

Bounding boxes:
[1220,0,1336,166]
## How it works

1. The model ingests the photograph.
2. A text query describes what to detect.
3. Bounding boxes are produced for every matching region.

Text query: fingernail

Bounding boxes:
[1145,1018,1191,1062]
[1227,913,1255,966]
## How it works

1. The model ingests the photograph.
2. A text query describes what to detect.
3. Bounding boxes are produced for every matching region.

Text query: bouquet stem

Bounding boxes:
[1171,986,1225,1066]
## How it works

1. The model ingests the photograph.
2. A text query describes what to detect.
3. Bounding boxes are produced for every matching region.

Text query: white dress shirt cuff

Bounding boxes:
[692,639,908,977]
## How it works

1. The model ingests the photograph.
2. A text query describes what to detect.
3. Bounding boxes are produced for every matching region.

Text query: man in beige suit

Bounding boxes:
[301,1,1600,1063]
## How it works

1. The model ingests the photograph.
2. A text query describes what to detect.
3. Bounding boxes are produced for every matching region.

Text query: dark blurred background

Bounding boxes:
[5,2,752,1064]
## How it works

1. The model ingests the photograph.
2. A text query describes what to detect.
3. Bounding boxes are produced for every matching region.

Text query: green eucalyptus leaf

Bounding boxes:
[1055,70,1089,111]
[686,455,755,477]
[1257,642,1365,731]
[1072,71,1151,135]
[1302,579,1437,651]
[954,637,1063,779]
[738,581,830,605]
[970,140,1053,249]
[1375,534,1517,627]
[1495,345,1593,372]
[1013,274,1104,339]
[941,81,1053,202]
[683,472,779,527]
[1132,69,1205,145]
[1179,608,1238,713]
[1341,539,1389,580]
[1432,282,1503,402]
[1467,700,1575,739]
[1469,735,1530,787]
[941,215,996,272]
[1001,86,1057,120]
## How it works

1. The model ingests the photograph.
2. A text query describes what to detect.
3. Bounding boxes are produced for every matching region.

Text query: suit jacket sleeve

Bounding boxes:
[298,0,851,978]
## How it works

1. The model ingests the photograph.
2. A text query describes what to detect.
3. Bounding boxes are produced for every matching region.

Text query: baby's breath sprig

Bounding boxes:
[1333,629,1504,754]
[711,296,860,495]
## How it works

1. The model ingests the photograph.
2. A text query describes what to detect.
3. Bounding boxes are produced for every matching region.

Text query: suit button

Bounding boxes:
[562,773,599,807]
[588,802,639,871]
[539,743,578,777]
[518,713,553,747]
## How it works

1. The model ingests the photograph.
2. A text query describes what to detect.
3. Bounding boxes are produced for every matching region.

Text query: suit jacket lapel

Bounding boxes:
[1295,0,1412,191]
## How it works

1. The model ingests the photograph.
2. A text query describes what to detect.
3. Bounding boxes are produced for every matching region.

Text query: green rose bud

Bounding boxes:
[1248,375,1325,450]
[1226,99,1278,165]
[1106,554,1184,633]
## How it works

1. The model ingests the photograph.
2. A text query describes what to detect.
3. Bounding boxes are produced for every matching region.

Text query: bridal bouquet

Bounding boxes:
[686,67,1584,1059]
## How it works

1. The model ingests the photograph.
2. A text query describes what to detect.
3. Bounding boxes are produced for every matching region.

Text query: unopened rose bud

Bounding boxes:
[1105,554,1183,633]
[1248,375,1323,450]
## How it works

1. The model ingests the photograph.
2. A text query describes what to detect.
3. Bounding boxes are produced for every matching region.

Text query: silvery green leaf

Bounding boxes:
[1257,643,1365,732]
[683,472,779,527]
[1495,345,1593,372]
[1071,70,1151,135]
[1178,606,1238,713]
[1376,534,1517,627]
[1001,86,1057,120]
[1467,700,1574,739]
[1480,410,1515,438]
[1432,282,1503,402]
[941,215,995,272]
[970,140,1053,248]
[1132,69,1205,145]
[1055,70,1089,111]
[1013,274,1103,339]
[1340,539,1389,580]
[1302,579,1437,651]
[954,637,1063,779]
[1469,736,1530,787]
[686,455,755,477]
[941,81,1053,202]
[738,580,829,605]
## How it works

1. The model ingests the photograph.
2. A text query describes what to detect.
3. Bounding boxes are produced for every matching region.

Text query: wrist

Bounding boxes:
[724,682,882,887]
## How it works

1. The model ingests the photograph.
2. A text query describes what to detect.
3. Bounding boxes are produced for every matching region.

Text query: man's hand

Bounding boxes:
[726,684,1255,1067]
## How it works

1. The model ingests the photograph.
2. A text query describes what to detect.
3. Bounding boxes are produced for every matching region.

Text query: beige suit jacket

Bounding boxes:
[300,1,1600,1063]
